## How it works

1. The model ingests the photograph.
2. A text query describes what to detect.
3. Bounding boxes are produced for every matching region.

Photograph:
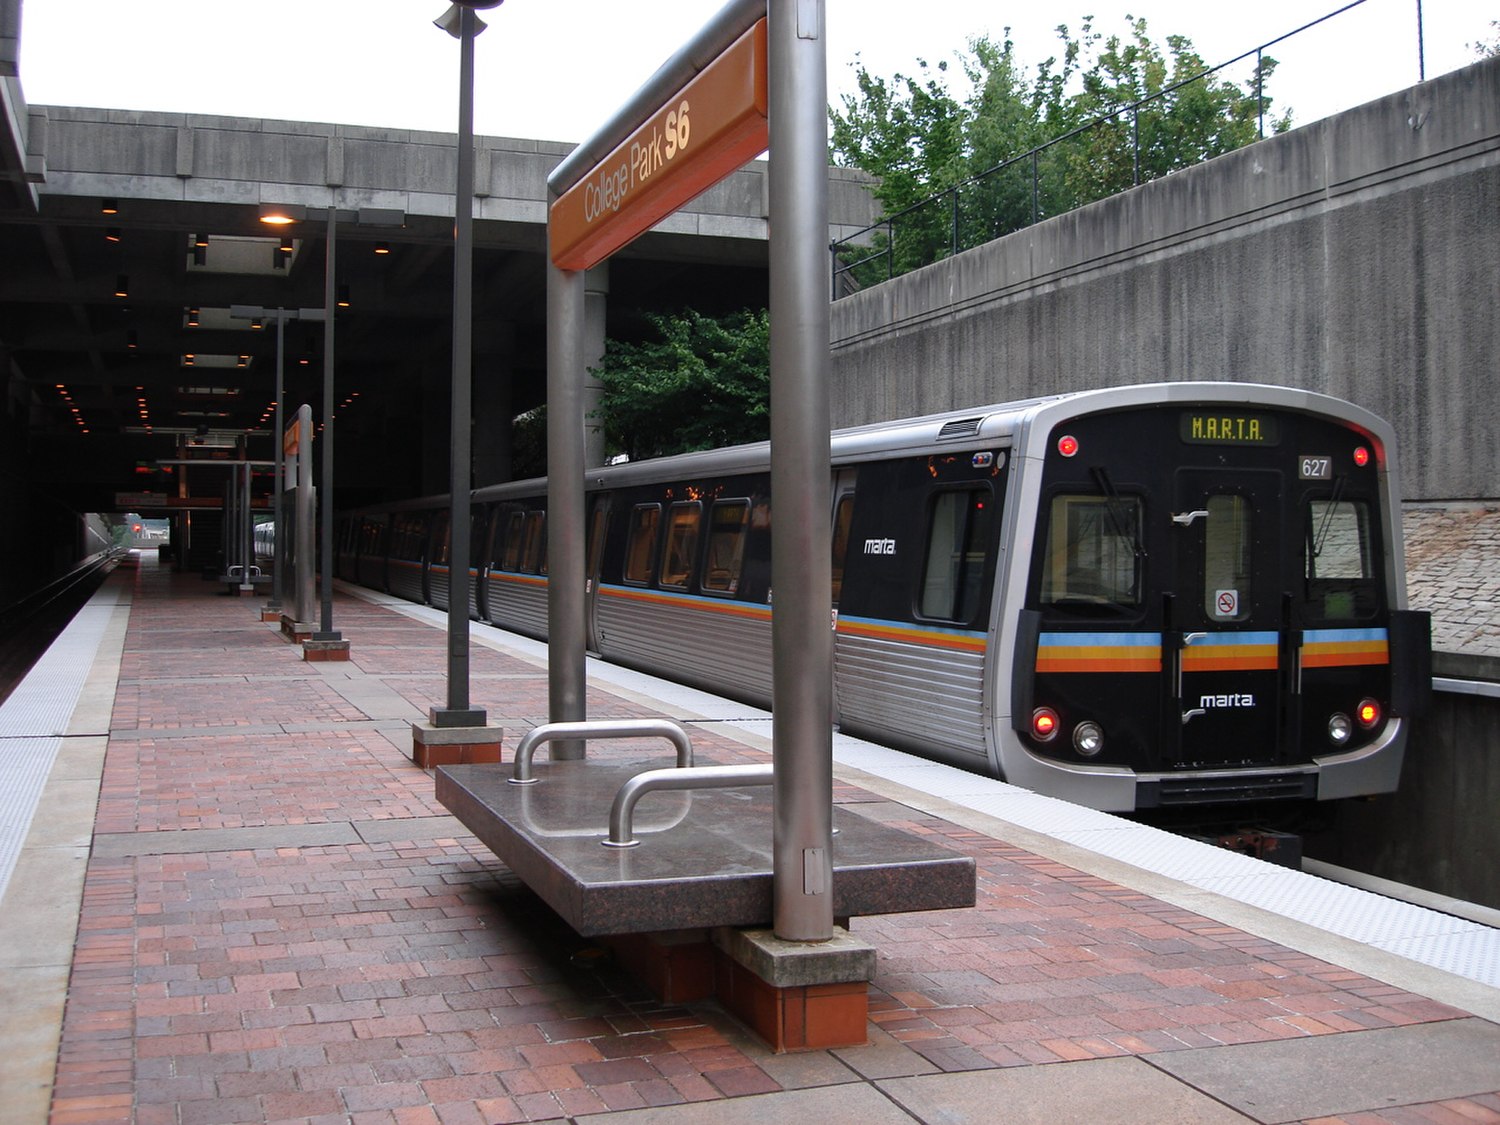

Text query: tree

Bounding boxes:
[829,16,1290,286]
[1473,21,1500,59]
[592,308,770,461]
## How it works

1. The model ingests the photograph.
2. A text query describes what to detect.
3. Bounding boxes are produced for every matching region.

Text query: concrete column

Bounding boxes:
[583,263,609,469]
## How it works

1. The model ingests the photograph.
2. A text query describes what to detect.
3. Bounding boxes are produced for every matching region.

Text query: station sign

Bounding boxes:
[549,19,768,271]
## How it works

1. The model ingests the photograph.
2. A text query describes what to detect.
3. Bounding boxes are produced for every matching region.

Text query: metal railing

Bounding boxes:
[830,0,1396,298]
[508,719,693,784]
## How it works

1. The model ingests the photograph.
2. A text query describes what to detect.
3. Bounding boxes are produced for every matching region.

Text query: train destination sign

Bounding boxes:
[549,19,769,271]
[1179,411,1280,446]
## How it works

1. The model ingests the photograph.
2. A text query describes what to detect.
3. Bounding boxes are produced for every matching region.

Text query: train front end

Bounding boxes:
[997,383,1430,813]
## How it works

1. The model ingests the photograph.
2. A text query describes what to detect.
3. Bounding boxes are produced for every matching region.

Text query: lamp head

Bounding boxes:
[434,0,503,37]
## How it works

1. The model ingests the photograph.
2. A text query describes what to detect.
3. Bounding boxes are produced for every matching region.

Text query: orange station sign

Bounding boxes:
[550,19,768,272]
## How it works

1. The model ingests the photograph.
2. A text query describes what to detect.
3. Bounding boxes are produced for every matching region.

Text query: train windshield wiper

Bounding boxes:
[1091,467,1147,564]
[1311,474,1347,560]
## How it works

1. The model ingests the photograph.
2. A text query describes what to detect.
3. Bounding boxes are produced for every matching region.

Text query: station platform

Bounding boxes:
[2,551,1498,1125]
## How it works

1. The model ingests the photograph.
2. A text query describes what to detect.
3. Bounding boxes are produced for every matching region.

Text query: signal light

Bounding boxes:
[1057,435,1079,458]
[1031,707,1060,742]
[1353,446,1370,468]
[1357,698,1381,729]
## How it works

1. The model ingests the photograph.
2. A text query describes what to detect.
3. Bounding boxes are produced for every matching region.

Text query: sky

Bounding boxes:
[15,0,1497,147]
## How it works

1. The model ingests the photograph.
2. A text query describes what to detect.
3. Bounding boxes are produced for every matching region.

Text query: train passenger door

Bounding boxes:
[584,495,610,653]
[1168,470,1287,766]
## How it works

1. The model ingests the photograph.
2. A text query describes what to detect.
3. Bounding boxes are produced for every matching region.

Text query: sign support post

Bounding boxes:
[766,0,833,943]
[545,0,833,942]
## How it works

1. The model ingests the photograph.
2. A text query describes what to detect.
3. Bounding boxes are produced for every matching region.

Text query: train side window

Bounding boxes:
[431,511,451,565]
[1041,495,1142,609]
[702,499,750,594]
[830,495,854,606]
[499,511,525,570]
[660,503,702,589]
[1306,498,1375,618]
[624,505,661,585]
[519,511,545,574]
[1202,493,1251,622]
[918,488,992,623]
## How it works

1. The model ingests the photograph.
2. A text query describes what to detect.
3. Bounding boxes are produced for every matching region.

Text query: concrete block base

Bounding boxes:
[302,638,351,662]
[411,721,504,769]
[602,926,874,1051]
[259,608,281,623]
[280,616,313,642]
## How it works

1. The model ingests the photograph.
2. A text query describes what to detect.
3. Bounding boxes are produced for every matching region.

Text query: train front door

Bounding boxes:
[1168,469,1287,766]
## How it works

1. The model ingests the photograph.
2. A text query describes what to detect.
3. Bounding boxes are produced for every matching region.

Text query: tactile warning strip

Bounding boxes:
[0,599,114,902]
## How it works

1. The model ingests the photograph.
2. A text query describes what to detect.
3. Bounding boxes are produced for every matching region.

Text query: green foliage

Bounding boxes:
[593,308,770,461]
[830,16,1291,288]
[1474,21,1500,59]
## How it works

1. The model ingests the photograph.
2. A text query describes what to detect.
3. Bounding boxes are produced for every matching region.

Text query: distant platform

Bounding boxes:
[438,759,977,937]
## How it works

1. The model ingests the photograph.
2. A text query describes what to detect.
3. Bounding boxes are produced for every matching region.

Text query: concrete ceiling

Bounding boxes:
[0,101,797,511]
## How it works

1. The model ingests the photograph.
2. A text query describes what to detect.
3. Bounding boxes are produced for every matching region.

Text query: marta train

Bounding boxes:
[335,382,1430,813]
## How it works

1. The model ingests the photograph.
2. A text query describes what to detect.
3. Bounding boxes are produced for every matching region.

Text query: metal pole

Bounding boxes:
[438,2,485,725]
[240,460,253,590]
[269,310,286,610]
[316,207,339,640]
[295,404,315,623]
[768,0,833,943]
[545,249,587,759]
[1416,0,1425,82]
[1256,49,1264,139]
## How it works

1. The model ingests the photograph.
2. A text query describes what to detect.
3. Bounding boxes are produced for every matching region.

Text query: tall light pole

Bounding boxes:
[315,205,341,642]
[431,0,501,727]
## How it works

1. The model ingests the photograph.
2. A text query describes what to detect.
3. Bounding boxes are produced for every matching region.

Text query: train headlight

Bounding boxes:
[1357,698,1382,729]
[1328,713,1352,746]
[1031,707,1060,742]
[1073,721,1105,757]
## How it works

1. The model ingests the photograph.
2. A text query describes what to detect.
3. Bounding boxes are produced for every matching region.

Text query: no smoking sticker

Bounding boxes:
[1215,589,1239,618]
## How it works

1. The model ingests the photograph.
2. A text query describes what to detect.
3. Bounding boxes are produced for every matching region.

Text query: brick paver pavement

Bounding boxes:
[44,562,1498,1125]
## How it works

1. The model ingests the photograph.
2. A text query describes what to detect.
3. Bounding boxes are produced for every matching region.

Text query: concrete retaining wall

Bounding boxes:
[1305,675,1500,912]
[830,56,1500,502]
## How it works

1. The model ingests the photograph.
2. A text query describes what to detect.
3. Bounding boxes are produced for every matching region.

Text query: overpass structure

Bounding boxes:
[0,19,874,524]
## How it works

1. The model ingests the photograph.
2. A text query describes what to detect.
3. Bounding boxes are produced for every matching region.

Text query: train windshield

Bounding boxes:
[1039,494,1143,611]
[1304,497,1377,619]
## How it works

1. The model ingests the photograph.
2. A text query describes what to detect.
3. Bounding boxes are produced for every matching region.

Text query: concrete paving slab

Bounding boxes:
[0,845,89,968]
[0,964,71,1125]
[1146,1018,1500,1122]
[352,813,476,844]
[831,1026,942,1080]
[879,1057,1257,1124]
[575,1082,914,1123]
[91,820,360,857]
[756,1048,865,1091]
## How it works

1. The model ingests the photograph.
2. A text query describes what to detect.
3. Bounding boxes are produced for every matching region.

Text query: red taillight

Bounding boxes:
[1031,707,1060,742]
[1353,446,1371,467]
[1357,698,1381,728]
[1057,435,1079,458]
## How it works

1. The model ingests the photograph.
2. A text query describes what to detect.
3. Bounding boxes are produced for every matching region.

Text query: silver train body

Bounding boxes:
[337,382,1429,813]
